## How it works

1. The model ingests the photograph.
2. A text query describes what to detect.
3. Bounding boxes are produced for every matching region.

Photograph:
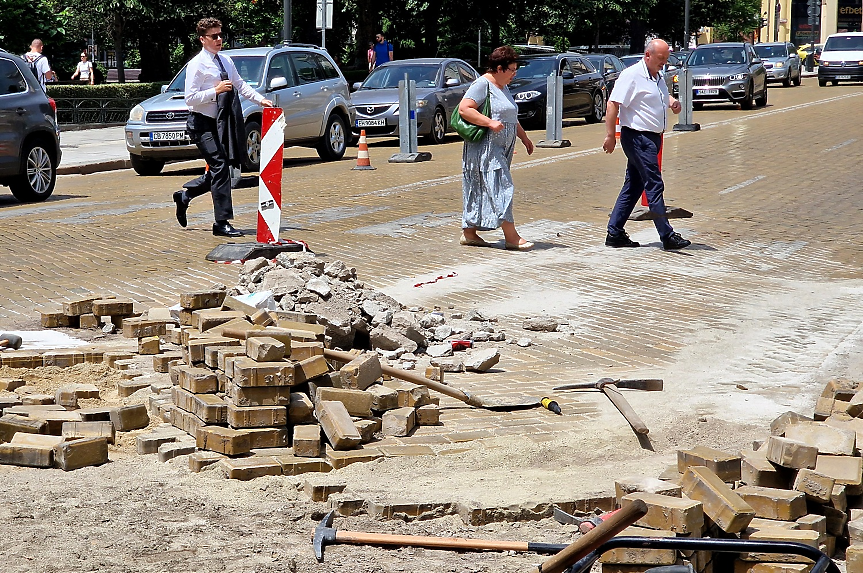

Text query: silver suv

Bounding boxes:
[125,43,355,175]
[0,49,61,201]
[753,42,802,87]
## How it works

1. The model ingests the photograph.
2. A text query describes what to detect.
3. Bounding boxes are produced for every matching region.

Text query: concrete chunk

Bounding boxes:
[735,486,807,521]
[814,454,863,486]
[678,446,741,482]
[196,426,251,456]
[366,384,399,412]
[177,366,218,394]
[288,392,315,424]
[275,454,332,476]
[158,442,196,462]
[324,445,382,469]
[245,336,286,362]
[598,526,677,565]
[620,492,703,534]
[62,421,115,444]
[188,450,226,472]
[136,433,177,454]
[295,355,330,383]
[740,448,789,489]
[54,437,108,471]
[109,404,149,431]
[682,466,755,534]
[0,442,54,467]
[293,425,322,458]
[180,290,227,310]
[232,357,296,387]
[316,387,373,417]
[793,469,835,504]
[0,414,47,442]
[226,403,287,428]
[339,352,383,390]
[415,404,440,426]
[785,422,856,456]
[382,407,416,437]
[740,529,819,563]
[219,456,282,480]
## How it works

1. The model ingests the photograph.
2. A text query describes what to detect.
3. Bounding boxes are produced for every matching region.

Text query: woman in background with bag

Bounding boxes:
[457,45,534,251]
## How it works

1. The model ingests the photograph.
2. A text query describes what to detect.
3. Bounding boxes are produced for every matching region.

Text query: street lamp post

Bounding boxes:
[283,0,292,43]
[684,0,690,49]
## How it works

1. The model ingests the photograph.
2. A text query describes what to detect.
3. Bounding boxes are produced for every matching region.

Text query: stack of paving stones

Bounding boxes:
[40,295,141,333]
[0,377,147,471]
[149,287,445,481]
[607,379,863,573]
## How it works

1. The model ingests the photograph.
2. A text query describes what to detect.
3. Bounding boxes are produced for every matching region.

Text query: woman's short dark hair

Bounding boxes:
[197,17,222,37]
[487,46,518,73]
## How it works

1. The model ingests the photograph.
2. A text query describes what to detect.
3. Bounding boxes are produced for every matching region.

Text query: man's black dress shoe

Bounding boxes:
[213,222,243,237]
[662,232,691,250]
[172,191,189,228]
[605,231,640,248]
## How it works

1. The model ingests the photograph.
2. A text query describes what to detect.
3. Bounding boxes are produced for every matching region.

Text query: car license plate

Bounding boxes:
[356,119,385,127]
[150,131,185,141]
[696,88,719,95]
[837,74,851,79]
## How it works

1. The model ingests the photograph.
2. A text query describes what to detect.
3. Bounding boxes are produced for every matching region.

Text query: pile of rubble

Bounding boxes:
[603,378,863,572]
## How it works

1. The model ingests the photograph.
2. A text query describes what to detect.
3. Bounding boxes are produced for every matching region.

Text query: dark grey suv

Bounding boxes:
[0,49,61,202]
[687,42,768,110]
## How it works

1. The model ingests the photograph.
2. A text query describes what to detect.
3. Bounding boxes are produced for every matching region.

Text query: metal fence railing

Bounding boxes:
[53,97,143,125]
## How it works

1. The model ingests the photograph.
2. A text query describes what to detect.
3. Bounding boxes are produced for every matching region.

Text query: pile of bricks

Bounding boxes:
[0,378,148,471]
[40,296,140,333]
[606,379,863,573]
[139,288,443,480]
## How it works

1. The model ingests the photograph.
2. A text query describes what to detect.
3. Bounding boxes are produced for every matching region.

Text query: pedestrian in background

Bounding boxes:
[457,45,535,251]
[173,17,274,237]
[23,39,55,90]
[373,33,393,68]
[367,41,375,72]
[71,52,94,85]
[602,38,690,250]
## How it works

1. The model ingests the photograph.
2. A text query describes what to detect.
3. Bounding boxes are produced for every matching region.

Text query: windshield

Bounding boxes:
[824,35,863,51]
[688,47,746,66]
[166,55,266,92]
[754,45,788,58]
[583,56,604,69]
[361,65,439,88]
[515,58,555,79]
[620,56,642,67]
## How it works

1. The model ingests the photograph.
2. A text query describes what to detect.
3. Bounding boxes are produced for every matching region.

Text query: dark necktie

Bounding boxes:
[213,53,228,81]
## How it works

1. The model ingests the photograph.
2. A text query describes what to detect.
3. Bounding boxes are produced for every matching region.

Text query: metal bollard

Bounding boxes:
[672,66,700,132]
[389,75,431,163]
[536,73,571,148]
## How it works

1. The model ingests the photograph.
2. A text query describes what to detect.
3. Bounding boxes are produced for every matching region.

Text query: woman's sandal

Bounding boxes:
[460,233,490,247]
[505,241,534,251]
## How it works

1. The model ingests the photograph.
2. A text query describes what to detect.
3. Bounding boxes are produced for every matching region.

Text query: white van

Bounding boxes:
[818,31,863,86]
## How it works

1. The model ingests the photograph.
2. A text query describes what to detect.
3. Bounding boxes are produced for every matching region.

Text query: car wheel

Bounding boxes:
[819,78,827,87]
[9,140,56,202]
[740,82,755,110]
[782,73,792,87]
[584,91,604,123]
[794,70,802,86]
[130,154,165,176]
[425,107,447,144]
[755,85,768,107]
[243,120,262,172]
[316,113,347,161]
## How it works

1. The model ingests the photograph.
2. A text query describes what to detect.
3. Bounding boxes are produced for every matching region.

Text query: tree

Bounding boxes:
[0,0,64,56]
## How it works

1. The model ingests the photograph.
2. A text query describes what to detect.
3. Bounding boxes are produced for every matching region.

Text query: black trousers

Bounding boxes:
[183,112,233,222]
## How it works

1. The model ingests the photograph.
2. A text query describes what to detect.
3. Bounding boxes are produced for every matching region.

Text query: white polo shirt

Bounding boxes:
[609,59,669,133]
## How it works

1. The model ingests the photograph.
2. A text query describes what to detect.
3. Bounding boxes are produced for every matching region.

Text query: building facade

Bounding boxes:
[759,0,863,45]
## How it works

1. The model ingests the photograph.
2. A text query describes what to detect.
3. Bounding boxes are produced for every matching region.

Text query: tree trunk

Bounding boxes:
[138,41,172,83]
[113,12,125,83]
[629,19,648,54]
[353,0,376,70]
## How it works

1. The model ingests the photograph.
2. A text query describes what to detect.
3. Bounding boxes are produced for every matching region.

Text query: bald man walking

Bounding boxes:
[602,39,690,250]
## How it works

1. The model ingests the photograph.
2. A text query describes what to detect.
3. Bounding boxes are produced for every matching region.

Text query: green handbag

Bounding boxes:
[451,83,491,142]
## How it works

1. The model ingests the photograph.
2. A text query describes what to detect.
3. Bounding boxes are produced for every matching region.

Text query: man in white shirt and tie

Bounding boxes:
[174,17,274,237]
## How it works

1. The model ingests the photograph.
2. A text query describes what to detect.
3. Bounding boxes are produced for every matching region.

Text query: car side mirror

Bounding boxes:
[445,78,459,87]
[752,57,762,64]
[351,81,362,92]
[269,76,288,91]
[561,71,574,79]
[666,64,678,72]
[161,84,168,94]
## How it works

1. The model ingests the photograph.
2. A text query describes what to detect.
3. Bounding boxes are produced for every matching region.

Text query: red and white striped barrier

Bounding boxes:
[257,108,286,244]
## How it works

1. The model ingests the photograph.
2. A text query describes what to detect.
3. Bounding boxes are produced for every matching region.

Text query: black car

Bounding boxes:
[619,52,683,96]
[686,42,768,109]
[583,53,626,93]
[509,53,606,128]
[0,49,61,202]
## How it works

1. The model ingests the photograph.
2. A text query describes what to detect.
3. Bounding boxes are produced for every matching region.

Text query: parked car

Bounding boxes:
[349,58,478,143]
[509,53,606,128]
[0,49,61,202]
[753,42,802,86]
[583,53,626,93]
[686,42,768,109]
[125,43,356,176]
[818,32,863,86]
[617,53,681,96]
[797,43,823,64]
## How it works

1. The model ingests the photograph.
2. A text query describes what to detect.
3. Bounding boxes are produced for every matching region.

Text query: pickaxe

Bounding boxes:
[311,510,567,562]
[552,378,663,435]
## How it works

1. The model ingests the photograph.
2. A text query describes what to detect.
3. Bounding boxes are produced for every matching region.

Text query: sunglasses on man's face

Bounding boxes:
[203,33,224,40]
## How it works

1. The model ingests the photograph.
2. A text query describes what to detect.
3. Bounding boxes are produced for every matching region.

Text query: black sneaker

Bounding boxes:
[605,231,640,248]
[662,232,691,250]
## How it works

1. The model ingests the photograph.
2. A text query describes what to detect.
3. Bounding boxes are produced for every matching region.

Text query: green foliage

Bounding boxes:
[0,0,65,54]
[46,82,165,99]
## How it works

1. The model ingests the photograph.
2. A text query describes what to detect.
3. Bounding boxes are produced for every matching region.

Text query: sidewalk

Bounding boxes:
[57,125,130,175]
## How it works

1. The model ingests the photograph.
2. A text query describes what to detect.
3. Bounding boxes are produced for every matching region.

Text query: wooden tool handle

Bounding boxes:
[602,384,649,434]
[336,530,529,552]
[323,348,473,405]
[532,499,648,573]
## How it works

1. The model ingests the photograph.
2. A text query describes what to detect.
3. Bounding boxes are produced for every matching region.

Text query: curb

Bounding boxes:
[57,159,132,176]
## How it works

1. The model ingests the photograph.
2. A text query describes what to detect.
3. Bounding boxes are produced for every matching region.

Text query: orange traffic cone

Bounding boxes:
[352,130,376,170]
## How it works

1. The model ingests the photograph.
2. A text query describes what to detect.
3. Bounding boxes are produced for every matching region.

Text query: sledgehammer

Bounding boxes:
[312,511,567,562]
[0,333,22,350]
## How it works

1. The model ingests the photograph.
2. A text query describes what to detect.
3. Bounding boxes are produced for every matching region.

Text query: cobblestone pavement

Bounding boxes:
[1,82,862,450]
